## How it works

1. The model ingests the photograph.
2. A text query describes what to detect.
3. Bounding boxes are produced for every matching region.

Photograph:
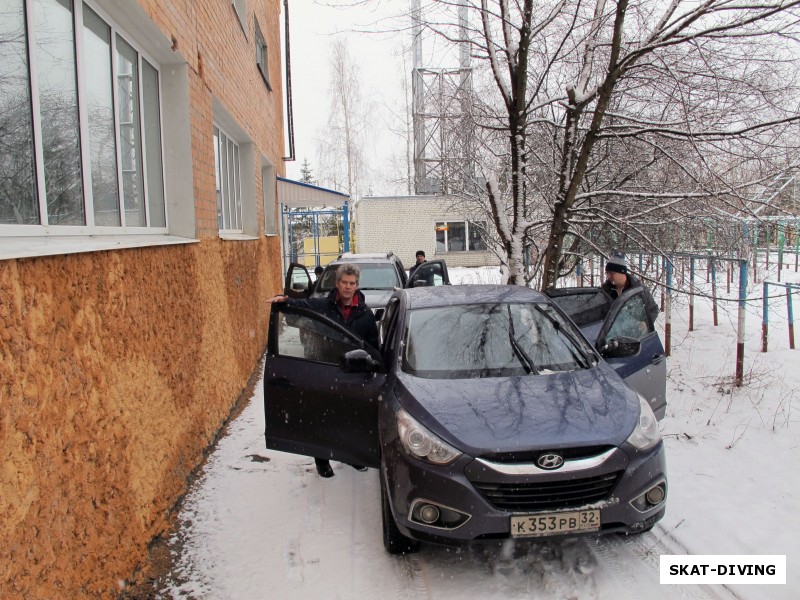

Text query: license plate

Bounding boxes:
[510,509,600,538]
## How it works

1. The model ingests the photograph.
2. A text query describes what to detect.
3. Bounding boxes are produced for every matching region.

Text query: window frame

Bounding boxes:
[232,0,247,35]
[214,124,244,235]
[435,220,486,253]
[0,0,169,239]
[254,17,271,90]
[262,160,277,235]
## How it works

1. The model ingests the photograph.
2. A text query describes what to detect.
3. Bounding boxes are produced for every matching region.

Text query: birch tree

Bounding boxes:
[416,0,800,287]
[316,38,373,198]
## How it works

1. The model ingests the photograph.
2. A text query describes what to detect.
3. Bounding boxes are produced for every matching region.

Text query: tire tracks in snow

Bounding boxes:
[588,524,738,600]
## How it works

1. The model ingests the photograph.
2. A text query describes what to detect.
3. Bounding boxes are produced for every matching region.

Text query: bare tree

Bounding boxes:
[413,0,800,287]
[316,38,374,198]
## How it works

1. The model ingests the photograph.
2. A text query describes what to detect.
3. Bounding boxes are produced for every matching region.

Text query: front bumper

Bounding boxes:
[381,439,667,545]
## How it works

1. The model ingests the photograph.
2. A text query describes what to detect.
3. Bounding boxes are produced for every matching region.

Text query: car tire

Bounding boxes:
[380,463,419,555]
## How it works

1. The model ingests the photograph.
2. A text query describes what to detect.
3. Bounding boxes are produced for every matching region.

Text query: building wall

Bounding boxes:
[0,1,286,597]
[354,196,498,268]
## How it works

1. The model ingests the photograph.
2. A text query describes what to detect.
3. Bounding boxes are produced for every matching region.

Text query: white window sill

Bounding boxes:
[219,232,260,241]
[0,235,199,261]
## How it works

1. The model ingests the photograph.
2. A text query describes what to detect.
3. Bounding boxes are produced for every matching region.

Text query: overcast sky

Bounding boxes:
[282,1,411,189]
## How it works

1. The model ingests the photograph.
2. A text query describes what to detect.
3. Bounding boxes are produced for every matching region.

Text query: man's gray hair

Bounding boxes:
[336,262,360,283]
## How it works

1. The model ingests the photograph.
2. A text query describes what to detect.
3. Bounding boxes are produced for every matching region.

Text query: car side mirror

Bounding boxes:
[600,337,641,358]
[341,349,380,373]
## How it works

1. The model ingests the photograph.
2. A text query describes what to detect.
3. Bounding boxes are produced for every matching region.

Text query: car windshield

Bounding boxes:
[402,302,594,379]
[317,263,400,291]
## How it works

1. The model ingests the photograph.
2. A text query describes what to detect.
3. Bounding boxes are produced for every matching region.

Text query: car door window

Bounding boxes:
[408,262,443,287]
[277,311,363,364]
[547,288,612,327]
[605,295,654,341]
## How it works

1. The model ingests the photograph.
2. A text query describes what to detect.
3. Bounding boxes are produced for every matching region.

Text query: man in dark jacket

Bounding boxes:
[600,250,659,324]
[267,263,378,477]
[408,250,427,279]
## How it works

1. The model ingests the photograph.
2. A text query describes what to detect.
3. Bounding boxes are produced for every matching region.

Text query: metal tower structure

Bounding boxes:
[411,0,474,195]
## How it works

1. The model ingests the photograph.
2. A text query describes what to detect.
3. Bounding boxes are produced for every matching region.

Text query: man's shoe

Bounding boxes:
[315,459,334,478]
[351,464,367,472]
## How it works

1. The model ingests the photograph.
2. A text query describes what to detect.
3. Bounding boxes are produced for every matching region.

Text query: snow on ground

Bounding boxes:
[140,262,799,600]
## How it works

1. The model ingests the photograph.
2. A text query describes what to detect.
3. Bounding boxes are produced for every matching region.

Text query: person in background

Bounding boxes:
[408,250,427,278]
[601,250,659,323]
[266,263,377,478]
[314,265,324,279]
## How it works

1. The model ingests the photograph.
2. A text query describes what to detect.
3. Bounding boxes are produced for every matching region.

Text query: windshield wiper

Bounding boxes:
[507,306,538,374]
[532,305,592,369]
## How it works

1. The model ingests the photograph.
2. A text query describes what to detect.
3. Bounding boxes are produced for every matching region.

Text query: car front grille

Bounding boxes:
[478,445,614,463]
[472,471,622,511]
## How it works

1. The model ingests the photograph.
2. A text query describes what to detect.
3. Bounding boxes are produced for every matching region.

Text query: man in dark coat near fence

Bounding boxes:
[266,262,378,478]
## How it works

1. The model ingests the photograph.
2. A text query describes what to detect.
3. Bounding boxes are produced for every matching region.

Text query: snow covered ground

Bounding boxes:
[137,263,799,600]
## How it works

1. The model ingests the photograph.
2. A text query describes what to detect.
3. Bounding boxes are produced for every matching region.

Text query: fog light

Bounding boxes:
[419,504,440,524]
[630,481,666,513]
[409,499,471,529]
[645,485,665,505]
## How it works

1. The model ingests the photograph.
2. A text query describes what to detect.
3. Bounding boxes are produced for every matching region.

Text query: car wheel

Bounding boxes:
[380,463,419,555]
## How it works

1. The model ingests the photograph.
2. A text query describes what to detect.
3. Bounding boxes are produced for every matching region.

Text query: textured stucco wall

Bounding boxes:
[0,238,282,598]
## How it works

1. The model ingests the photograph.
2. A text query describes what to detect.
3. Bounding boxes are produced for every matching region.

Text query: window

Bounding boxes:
[435,221,487,253]
[254,18,270,89]
[214,125,242,233]
[0,0,166,233]
[262,161,277,235]
[277,307,360,364]
[606,295,654,341]
[403,303,591,379]
[232,0,247,33]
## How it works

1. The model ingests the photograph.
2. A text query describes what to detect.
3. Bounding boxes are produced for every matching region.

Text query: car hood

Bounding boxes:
[394,362,639,455]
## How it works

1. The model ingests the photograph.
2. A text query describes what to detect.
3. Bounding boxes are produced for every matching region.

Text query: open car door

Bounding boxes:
[595,288,667,420]
[263,303,383,468]
[545,287,613,341]
[407,259,450,288]
[284,262,313,299]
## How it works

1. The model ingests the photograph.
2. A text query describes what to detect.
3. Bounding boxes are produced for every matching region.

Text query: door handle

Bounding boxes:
[268,377,294,389]
[651,354,665,365]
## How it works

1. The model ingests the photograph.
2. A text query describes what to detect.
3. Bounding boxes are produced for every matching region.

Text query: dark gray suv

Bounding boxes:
[264,284,667,554]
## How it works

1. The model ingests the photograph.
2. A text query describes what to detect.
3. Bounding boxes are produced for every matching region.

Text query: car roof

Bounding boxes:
[327,253,400,265]
[399,284,549,310]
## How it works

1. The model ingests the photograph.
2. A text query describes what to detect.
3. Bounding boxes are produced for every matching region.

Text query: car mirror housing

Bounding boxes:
[341,349,380,373]
[600,337,641,358]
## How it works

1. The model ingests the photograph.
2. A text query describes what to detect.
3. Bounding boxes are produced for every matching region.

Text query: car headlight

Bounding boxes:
[626,394,661,450]
[396,408,461,465]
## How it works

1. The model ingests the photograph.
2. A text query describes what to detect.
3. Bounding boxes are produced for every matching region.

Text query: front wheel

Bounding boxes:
[380,463,419,555]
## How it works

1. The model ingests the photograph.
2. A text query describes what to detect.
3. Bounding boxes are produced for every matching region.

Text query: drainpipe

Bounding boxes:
[282,0,295,161]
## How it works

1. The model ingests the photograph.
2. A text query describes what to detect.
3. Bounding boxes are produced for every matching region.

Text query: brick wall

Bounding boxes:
[354,196,498,268]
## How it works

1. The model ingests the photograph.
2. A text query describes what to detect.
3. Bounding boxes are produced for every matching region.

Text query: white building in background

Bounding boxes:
[354,195,498,268]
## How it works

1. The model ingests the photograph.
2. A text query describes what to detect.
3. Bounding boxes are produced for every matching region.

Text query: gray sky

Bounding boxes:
[282,1,411,190]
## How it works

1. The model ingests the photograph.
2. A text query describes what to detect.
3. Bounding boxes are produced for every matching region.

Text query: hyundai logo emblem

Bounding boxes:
[537,453,564,470]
